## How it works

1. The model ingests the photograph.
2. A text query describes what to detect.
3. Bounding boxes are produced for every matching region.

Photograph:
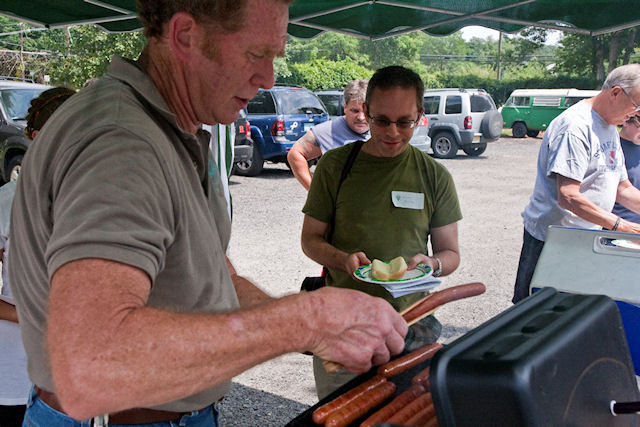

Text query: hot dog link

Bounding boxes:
[411,366,431,389]
[386,392,433,425]
[360,384,425,427]
[324,381,396,427]
[312,375,386,424]
[403,283,486,325]
[377,343,442,378]
[405,400,436,427]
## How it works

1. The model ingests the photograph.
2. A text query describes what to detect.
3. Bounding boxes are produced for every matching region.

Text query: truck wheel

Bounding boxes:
[526,130,540,138]
[480,110,503,140]
[462,143,487,156]
[6,154,23,182]
[431,132,458,159]
[512,122,527,138]
[233,142,263,176]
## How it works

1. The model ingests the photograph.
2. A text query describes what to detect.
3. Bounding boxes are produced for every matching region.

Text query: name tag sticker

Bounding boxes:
[391,191,424,210]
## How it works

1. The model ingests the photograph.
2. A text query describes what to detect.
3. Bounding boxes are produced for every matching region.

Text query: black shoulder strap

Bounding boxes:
[327,140,365,244]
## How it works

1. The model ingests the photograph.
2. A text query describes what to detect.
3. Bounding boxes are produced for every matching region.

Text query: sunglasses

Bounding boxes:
[367,114,417,129]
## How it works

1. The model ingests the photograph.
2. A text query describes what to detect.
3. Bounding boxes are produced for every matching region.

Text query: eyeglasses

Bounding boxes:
[621,87,640,112]
[628,115,640,128]
[367,114,417,129]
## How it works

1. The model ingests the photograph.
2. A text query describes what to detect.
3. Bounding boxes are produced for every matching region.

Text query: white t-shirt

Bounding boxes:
[522,101,627,241]
[0,180,30,405]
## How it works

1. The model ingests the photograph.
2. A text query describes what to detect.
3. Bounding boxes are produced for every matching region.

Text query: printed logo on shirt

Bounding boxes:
[598,139,621,171]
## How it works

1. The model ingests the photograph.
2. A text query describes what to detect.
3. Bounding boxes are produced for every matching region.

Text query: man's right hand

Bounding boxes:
[301,287,407,373]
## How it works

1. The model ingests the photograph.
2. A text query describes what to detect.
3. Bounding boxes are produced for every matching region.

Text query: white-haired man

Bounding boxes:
[513,64,640,303]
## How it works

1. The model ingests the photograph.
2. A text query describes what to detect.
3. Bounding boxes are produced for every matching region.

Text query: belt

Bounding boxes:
[35,386,188,424]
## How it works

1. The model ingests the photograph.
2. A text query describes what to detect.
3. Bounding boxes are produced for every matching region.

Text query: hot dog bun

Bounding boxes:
[371,256,408,281]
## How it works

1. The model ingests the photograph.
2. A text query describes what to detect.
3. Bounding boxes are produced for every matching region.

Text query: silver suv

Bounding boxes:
[423,88,502,158]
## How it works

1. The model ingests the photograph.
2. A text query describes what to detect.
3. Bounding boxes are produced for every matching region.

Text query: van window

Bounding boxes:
[423,96,440,114]
[564,97,587,107]
[532,97,562,107]
[247,91,276,114]
[445,96,462,114]
[508,96,530,107]
[470,94,495,112]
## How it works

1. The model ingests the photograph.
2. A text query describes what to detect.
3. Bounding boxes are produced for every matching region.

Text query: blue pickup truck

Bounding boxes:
[237,85,328,176]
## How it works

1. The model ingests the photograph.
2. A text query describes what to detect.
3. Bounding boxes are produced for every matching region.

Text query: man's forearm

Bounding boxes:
[559,191,618,229]
[301,233,349,272]
[50,291,314,420]
[289,152,313,190]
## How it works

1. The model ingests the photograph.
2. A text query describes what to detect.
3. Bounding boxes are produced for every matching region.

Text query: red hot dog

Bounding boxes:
[312,375,386,424]
[324,381,396,427]
[360,384,425,427]
[377,343,442,378]
[386,392,433,425]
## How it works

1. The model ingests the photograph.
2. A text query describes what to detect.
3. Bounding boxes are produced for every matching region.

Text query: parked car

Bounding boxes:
[232,109,254,174]
[422,88,502,158]
[0,78,49,182]
[315,89,344,119]
[500,88,600,138]
[240,85,328,176]
[408,114,431,153]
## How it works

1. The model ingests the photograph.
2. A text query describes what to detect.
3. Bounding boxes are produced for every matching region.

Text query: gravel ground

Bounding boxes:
[219,136,542,426]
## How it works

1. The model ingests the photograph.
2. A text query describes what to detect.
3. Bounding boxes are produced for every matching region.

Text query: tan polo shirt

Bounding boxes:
[9,56,239,412]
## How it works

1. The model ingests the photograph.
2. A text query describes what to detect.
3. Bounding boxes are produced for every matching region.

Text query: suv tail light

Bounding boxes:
[418,115,429,127]
[245,120,251,137]
[272,118,285,136]
[464,116,472,129]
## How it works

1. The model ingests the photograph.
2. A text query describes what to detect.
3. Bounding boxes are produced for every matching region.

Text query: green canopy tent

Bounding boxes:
[1,0,639,38]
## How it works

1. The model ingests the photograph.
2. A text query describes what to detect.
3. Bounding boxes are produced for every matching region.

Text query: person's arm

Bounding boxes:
[301,214,371,275]
[614,179,640,232]
[48,258,406,420]
[287,130,323,191]
[557,175,640,233]
[406,222,460,276]
[0,299,18,323]
[226,255,272,307]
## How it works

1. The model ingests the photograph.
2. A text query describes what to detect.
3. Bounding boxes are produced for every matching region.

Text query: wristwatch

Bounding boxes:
[432,257,442,277]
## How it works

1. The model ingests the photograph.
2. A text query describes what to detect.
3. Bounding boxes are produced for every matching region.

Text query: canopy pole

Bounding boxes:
[497,31,502,81]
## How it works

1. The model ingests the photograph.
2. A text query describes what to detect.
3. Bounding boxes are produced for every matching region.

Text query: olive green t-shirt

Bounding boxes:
[303,143,462,311]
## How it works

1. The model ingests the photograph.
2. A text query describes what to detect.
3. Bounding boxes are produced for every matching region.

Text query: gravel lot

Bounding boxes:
[219,136,542,426]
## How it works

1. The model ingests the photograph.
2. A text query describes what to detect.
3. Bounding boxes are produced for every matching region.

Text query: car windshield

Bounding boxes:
[470,94,496,112]
[276,90,326,115]
[0,88,47,121]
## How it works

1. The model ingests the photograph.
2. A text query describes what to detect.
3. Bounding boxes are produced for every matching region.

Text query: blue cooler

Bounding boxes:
[530,226,640,374]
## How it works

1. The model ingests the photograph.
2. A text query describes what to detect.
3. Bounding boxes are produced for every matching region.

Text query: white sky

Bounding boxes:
[459,26,562,45]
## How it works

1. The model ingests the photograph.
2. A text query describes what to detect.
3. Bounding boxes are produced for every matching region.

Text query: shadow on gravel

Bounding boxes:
[218,382,310,426]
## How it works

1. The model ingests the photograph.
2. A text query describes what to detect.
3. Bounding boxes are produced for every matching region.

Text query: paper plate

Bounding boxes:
[353,263,432,285]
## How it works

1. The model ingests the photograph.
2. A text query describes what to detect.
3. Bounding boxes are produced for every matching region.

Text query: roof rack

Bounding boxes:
[0,76,35,83]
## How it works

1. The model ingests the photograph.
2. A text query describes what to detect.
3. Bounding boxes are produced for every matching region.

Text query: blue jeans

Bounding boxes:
[512,228,545,304]
[22,387,219,427]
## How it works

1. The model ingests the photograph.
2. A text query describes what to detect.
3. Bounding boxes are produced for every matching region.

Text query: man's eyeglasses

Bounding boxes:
[621,87,640,112]
[628,115,640,128]
[367,114,417,129]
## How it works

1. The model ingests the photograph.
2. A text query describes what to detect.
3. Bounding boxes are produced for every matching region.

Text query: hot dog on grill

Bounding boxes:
[405,400,436,427]
[360,384,425,427]
[312,375,386,424]
[324,381,396,427]
[377,343,442,378]
[411,366,431,389]
[386,392,433,425]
